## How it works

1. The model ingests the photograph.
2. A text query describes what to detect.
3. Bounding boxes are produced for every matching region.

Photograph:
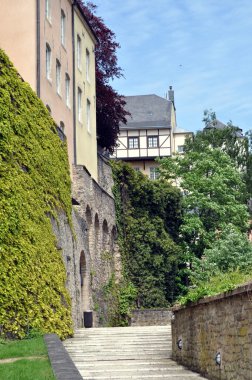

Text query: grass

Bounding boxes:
[0,336,56,380]
[0,358,55,380]
[0,337,47,359]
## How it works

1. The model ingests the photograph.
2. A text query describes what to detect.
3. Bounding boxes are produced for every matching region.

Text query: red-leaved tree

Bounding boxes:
[77,1,129,152]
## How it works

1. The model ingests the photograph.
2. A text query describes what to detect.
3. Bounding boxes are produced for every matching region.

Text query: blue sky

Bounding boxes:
[93,0,252,133]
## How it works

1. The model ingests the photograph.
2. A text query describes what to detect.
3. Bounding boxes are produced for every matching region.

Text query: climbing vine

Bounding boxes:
[111,161,185,308]
[100,274,137,327]
[0,50,73,339]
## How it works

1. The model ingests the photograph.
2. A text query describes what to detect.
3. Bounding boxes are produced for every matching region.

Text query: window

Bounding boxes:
[65,74,70,107]
[149,167,159,180]
[56,59,61,94]
[148,136,158,148]
[86,49,90,81]
[177,145,185,154]
[77,87,82,122]
[134,167,140,171]
[86,99,91,132]
[59,121,65,133]
[128,137,139,149]
[61,10,66,46]
[46,43,52,80]
[45,0,51,21]
[77,35,82,70]
[46,104,51,114]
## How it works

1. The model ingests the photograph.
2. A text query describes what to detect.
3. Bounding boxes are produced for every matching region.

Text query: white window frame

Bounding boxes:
[45,0,51,22]
[86,49,90,82]
[128,137,139,149]
[46,43,52,80]
[177,145,185,154]
[86,99,91,132]
[65,73,70,108]
[77,35,82,70]
[148,136,158,148]
[77,87,82,122]
[56,59,61,95]
[149,167,159,180]
[61,9,66,47]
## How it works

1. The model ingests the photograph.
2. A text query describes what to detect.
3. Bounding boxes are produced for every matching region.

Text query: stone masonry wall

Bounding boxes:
[172,283,252,380]
[71,157,121,326]
[51,156,121,329]
[51,210,89,329]
[97,153,114,198]
[130,309,173,326]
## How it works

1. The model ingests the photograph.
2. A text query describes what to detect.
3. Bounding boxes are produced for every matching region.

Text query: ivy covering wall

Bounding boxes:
[0,50,73,339]
[111,161,184,308]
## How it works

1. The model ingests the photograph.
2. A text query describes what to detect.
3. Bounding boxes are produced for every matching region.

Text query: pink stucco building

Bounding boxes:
[0,0,97,178]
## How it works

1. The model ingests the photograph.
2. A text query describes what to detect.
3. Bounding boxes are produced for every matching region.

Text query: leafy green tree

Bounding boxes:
[191,224,252,284]
[185,110,252,197]
[111,161,185,307]
[159,148,249,257]
[179,225,252,305]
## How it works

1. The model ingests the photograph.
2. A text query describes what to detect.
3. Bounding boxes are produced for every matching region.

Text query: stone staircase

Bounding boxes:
[63,325,207,379]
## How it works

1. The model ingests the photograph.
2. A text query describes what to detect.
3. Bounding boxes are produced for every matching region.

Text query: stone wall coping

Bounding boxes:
[172,281,252,312]
[132,308,172,313]
[44,334,83,380]
[98,152,110,165]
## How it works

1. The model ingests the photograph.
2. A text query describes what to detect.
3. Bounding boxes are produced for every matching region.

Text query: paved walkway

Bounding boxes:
[63,325,207,379]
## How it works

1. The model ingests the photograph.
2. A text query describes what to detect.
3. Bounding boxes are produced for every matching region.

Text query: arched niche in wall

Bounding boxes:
[102,219,109,252]
[85,205,92,226]
[79,250,89,322]
[85,205,93,254]
[111,226,117,250]
[94,213,100,255]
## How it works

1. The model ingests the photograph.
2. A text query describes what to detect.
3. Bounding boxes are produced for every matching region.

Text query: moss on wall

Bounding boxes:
[0,50,73,339]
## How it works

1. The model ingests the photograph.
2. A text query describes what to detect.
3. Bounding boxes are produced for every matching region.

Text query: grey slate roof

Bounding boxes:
[204,119,243,137]
[204,119,227,130]
[120,94,172,130]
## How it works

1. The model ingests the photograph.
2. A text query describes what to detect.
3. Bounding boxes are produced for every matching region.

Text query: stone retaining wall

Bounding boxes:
[172,282,252,380]
[52,156,121,329]
[130,309,172,326]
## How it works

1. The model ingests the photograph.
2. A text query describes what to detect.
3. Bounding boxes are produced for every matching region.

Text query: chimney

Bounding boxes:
[168,85,175,106]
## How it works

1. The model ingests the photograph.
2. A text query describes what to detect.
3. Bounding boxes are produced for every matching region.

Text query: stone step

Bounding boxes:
[64,325,207,380]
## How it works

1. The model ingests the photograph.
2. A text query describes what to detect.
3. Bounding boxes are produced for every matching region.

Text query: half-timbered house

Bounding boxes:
[113,87,192,179]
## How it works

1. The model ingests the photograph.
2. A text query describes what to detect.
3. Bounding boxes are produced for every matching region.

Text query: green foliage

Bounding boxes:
[111,161,184,308]
[186,110,252,197]
[179,271,252,305]
[190,225,252,284]
[101,274,137,326]
[159,147,249,257]
[179,225,252,305]
[0,50,73,338]
[160,121,251,304]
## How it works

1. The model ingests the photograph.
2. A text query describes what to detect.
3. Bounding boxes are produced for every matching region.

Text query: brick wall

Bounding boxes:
[172,283,252,380]
[130,309,172,326]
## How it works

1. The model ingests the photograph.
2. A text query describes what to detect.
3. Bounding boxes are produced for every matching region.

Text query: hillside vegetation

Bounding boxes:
[112,161,185,308]
[0,50,73,339]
